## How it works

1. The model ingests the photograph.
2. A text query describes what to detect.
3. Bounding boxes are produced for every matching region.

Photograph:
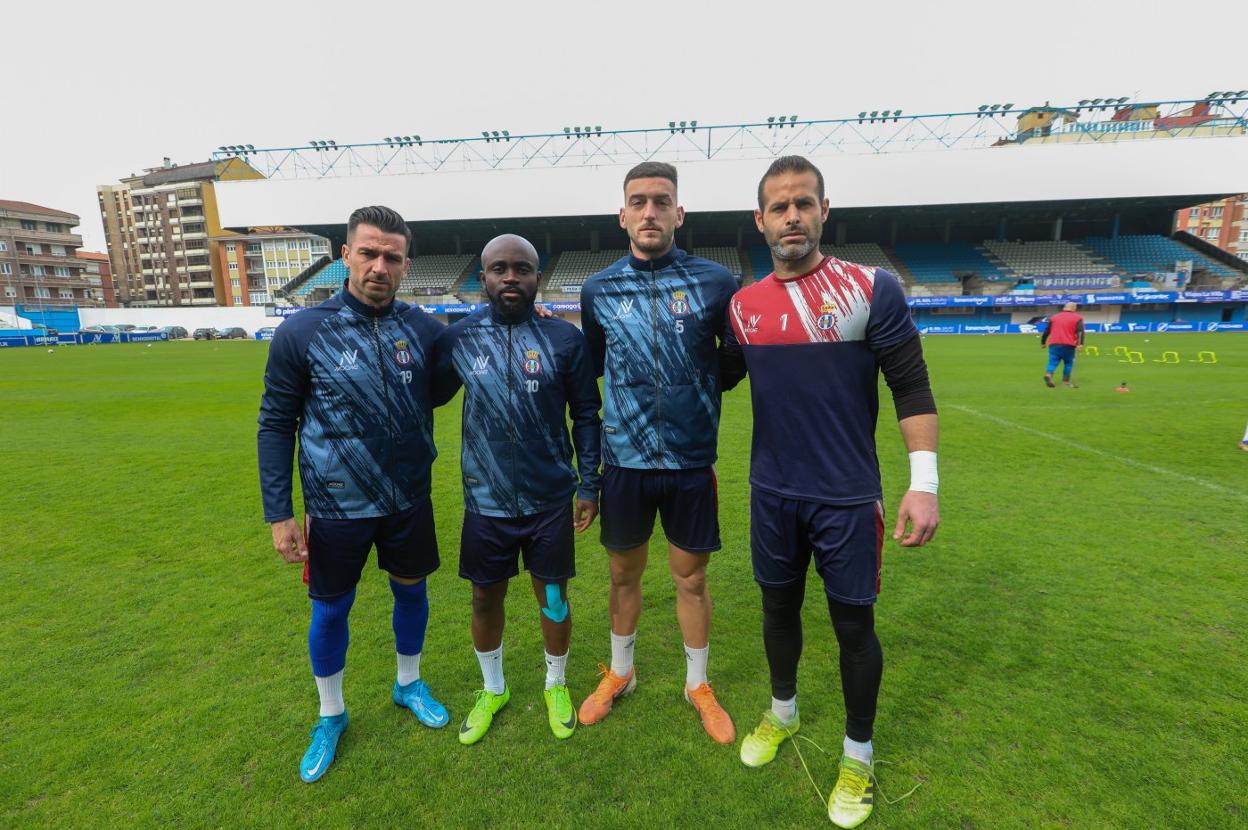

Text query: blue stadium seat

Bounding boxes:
[1081,235,1236,278]
[892,242,1006,283]
[292,259,348,299]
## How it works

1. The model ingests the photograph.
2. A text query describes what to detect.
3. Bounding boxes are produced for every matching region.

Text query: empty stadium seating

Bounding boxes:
[820,243,897,271]
[982,240,1111,276]
[400,254,475,295]
[1081,234,1238,278]
[691,247,743,273]
[544,250,627,292]
[892,242,1006,284]
[291,259,348,299]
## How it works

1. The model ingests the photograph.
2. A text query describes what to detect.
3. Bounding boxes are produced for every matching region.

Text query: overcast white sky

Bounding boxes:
[2,0,1244,250]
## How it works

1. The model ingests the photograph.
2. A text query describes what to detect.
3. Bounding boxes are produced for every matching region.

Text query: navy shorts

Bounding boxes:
[750,489,884,606]
[600,464,720,553]
[306,497,439,599]
[459,503,575,585]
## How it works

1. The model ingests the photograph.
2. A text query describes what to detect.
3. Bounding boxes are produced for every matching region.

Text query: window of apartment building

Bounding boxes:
[50,244,67,255]
[54,267,71,277]
[226,243,236,253]
[20,220,37,230]
[1208,229,1220,240]
[228,262,238,271]
[4,286,15,298]
[1240,229,1248,243]
[250,291,269,305]
[0,241,7,251]
[0,263,10,275]
[31,265,46,276]
[1211,206,1223,218]
[45,222,64,232]
[25,243,40,254]
[59,289,74,299]
[35,287,50,299]
[1188,208,1200,219]
[231,278,240,289]
[1238,251,1248,262]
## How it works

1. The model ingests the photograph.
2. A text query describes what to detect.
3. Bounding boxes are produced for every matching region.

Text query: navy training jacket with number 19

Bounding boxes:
[432,307,602,518]
[257,285,443,522]
[580,247,742,470]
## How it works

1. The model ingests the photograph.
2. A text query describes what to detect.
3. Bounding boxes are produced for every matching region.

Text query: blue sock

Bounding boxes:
[390,578,429,658]
[309,588,356,677]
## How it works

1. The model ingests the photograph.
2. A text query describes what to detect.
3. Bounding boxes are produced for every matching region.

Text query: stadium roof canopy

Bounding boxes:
[214,97,1248,248]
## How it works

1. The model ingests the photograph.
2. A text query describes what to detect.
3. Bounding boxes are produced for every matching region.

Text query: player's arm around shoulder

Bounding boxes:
[429,318,465,408]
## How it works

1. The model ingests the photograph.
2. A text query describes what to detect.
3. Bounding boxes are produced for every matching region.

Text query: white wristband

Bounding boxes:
[908,450,939,494]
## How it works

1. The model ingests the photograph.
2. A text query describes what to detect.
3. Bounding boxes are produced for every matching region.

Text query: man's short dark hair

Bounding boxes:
[757,156,825,210]
[347,205,411,252]
[623,161,677,193]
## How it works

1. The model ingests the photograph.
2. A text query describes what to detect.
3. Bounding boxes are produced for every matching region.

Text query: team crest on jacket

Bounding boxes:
[523,349,542,375]
[816,303,836,331]
[670,290,690,316]
[394,339,412,366]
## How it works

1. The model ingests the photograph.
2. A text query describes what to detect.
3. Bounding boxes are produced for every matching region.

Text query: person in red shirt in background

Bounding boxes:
[1040,302,1085,388]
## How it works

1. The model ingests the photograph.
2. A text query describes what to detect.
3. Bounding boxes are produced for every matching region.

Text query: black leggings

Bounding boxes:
[760,582,883,742]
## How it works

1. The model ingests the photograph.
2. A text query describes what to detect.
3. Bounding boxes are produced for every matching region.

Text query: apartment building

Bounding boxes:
[0,200,104,307]
[1174,196,1248,263]
[214,228,331,306]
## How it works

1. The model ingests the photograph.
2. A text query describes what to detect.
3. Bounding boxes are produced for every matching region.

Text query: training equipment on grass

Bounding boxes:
[1153,351,1180,364]
[1117,350,1144,364]
[1084,345,1100,356]
[1196,351,1217,364]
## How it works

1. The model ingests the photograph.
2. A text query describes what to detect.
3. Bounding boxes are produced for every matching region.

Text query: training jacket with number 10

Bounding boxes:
[257,284,443,522]
[432,306,602,519]
[580,246,742,470]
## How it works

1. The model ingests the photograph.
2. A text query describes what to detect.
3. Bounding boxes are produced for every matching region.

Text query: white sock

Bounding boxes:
[610,631,635,676]
[771,695,798,724]
[314,670,345,717]
[1242,422,1248,442]
[396,652,421,686]
[684,643,709,690]
[476,644,505,694]
[843,735,873,765]
[544,650,568,690]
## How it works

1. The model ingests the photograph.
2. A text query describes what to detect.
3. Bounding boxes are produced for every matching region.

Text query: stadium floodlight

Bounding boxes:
[669,121,677,133]
[1001,104,1013,111]
[502,130,510,140]
[245,144,254,151]
[595,125,602,136]
[1078,99,1090,108]
[584,126,592,136]
[573,126,581,134]
[1207,91,1222,99]
[869,110,879,120]
[414,135,422,145]
[857,112,866,123]
[328,140,336,147]
[893,109,902,121]
[790,115,797,125]
[768,116,776,126]
[690,120,697,131]
[481,131,491,141]
[218,146,229,152]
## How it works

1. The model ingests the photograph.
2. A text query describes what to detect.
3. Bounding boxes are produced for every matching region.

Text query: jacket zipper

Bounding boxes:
[372,314,398,512]
[650,260,664,460]
[506,321,520,516]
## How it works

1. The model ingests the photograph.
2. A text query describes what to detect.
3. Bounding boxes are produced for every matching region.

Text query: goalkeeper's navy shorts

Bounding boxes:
[305,496,439,599]
[599,464,720,553]
[750,489,884,606]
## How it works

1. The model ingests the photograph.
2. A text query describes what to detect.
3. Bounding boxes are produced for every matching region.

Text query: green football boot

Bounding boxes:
[739,710,800,767]
[543,684,577,739]
[458,687,510,746]
[827,754,875,828]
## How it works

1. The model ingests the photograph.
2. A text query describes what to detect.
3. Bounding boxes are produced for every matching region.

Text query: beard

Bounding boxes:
[630,227,673,255]
[487,286,534,320]
[769,234,819,262]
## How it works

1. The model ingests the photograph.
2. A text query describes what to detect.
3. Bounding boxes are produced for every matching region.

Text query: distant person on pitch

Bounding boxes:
[1040,303,1085,388]
[257,206,449,784]
[431,234,602,745]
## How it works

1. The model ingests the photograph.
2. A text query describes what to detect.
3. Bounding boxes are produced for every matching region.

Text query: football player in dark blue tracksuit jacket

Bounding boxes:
[432,234,601,745]
[257,206,449,784]
[576,162,745,744]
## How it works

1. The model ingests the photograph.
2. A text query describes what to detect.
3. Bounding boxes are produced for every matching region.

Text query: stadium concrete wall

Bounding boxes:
[215,137,1248,228]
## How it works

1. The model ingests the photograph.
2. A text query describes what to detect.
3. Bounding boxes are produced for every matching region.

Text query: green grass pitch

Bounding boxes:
[1,333,1245,829]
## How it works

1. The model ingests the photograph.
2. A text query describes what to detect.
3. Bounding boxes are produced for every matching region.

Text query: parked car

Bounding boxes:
[255,326,277,338]
[192,327,216,340]
[160,326,189,340]
[215,327,247,340]
[133,325,159,332]
[115,324,137,332]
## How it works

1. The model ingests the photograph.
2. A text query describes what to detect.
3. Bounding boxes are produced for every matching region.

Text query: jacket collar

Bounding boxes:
[487,303,537,326]
[628,245,683,273]
[339,279,395,318]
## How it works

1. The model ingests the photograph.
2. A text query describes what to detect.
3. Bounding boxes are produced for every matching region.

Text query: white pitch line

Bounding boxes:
[948,404,1248,503]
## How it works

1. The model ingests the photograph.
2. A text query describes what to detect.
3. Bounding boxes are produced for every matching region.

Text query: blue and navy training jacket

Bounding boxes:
[432,307,601,518]
[580,247,742,470]
[257,284,444,521]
